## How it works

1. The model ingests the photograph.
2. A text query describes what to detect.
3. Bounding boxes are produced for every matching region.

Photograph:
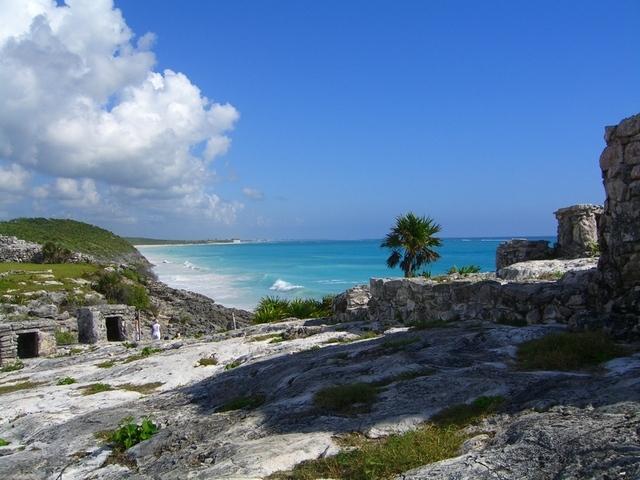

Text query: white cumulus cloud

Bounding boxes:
[242,187,264,200]
[0,0,241,228]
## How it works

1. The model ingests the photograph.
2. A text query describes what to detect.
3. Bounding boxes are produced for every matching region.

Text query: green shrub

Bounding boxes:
[0,438,9,447]
[94,271,150,310]
[0,360,24,373]
[253,296,333,324]
[41,241,72,263]
[55,329,77,345]
[517,332,626,371]
[314,383,379,415]
[587,241,600,257]
[379,336,420,352]
[57,376,77,385]
[224,359,243,370]
[81,383,113,395]
[447,265,481,276]
[110,417,159,451]
[217,394,266,412]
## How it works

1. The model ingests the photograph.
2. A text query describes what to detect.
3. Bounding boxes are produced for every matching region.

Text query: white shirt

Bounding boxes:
[151,322,161,340]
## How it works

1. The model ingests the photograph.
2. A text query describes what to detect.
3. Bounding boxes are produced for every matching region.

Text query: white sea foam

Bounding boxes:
[270,279,304,292]
[162,259,171,264]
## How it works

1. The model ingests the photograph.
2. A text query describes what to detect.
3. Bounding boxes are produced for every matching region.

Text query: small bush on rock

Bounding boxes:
[55,329,77,345]
[110,417,159,451]
[0,360,24,372]
[42,241,72,263]
[57,376,76,385]
[253,296,332,323]
[0,438,9,447]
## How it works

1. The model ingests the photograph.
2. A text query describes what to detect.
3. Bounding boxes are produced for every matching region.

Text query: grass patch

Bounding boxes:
[314,383,379,415]
[409,319,450,330]
[0,263,98,296]
[55,329,77,345]
[57,376,77,385]
[379,336,421,353]
[81,383,113,395]
[197,356,218,367]
[269,394,504,480]
[0,360,24,372]
[0,438,9,447]
[96,360,116,369]
[217,394,266,412]
[253,296,333,323]
[268,425,463,480]
[0,381,44,396]
[430,396,504,427]
[118,382,163,394]
[224,359,243,370]
[123,346,161,363]
[517,331,626,371]
[249,333,282,342]
[447,265,481,276]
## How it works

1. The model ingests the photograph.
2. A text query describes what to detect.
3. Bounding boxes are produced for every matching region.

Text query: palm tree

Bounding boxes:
[381,213,442,277]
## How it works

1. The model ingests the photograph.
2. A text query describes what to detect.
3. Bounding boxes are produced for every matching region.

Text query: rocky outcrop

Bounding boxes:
[497,257,597,281]
[0,235,42,263]
[0,320,637,479]
[495,239,553,270]
[554,204,602,258]
[147,280,252,336]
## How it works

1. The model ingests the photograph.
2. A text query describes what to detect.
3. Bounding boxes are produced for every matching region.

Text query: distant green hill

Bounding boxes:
[0,218,145,264]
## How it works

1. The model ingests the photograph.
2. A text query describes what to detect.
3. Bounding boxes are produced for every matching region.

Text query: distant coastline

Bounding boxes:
[127,237,246,246]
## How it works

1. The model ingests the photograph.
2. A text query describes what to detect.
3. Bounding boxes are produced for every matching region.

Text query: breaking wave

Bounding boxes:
[270,279,304,292]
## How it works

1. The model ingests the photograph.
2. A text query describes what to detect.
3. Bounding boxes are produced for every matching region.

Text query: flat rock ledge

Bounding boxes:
[0,319,638,479]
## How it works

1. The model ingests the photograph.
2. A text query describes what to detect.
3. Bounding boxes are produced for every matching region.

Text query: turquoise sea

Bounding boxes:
[137,237,554,310]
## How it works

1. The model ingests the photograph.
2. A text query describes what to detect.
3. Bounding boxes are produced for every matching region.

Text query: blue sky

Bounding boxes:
[1,1,639,239]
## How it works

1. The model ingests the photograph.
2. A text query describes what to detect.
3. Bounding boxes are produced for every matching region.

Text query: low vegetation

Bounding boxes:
[0,263,97,296]
[96,360,116,369]
[249,333,283,342]
[0,360,24,372]
[217,394,266,412]
[56,376,77,385]
[271,395,504,480]
[0,218,139,261]
[123,346,161,363]
[0,380,43,396]
[224,359,243,370]
[447,265,481,276]
[314,383,379,415]
[81,383,113,395]
[41,241,72,263]
[55,329,77,345]
[118,382,163,394]
[517,331,626,371]
[109,417,159,451]
[0,438,9,447]
[378,336,420,353]
[94,270,150,310]
[253,296,333,323]
[197,356,218,366]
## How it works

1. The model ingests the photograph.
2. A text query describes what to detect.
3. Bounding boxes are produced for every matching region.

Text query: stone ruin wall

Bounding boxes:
[338,113,640,338]
[0,320,57,366]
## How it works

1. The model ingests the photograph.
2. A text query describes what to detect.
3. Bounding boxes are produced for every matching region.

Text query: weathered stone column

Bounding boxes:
[495,239,552,271]
[554,204,602,259]
[598,113,640,291]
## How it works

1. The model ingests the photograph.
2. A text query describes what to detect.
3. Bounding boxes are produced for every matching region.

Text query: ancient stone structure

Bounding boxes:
[554,204,602,258]
[0,319,57,366]
[495,239,552,271]
[595,113,640,336]
[368,272,592,327]
[332,285,371,322]
[77,304,137,343]
[0,235,42,263]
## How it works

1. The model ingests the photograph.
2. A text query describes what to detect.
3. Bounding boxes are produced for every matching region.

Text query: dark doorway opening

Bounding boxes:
[17,332,39,358]
[105,316,125,341]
